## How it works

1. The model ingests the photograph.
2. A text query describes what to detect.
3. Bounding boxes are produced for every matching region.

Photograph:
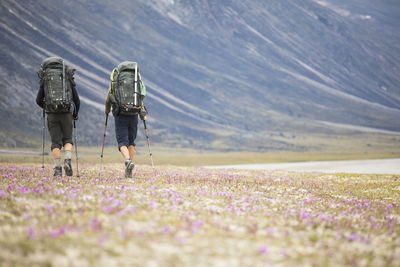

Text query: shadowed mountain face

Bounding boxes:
[1,0,399,151]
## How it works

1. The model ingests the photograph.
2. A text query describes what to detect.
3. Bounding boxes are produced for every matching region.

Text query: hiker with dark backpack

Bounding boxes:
[104,61,147,178]
[36,56,80,177]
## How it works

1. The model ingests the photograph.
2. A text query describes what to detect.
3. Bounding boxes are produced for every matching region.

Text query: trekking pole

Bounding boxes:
[42,109,45,168]
[100,114,108,172]
[73,120,79,177]
[143,120,155,171]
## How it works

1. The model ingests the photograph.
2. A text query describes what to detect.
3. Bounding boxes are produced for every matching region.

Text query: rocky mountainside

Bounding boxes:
[1,0,399,151]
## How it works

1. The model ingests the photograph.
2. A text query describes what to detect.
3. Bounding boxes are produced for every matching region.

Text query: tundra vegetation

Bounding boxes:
[0,162,399,266]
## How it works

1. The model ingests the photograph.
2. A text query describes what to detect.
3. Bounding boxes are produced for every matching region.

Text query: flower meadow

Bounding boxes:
[0,163,399,266]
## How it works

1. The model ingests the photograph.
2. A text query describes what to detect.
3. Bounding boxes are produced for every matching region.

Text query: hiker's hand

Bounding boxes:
[139,108,147,121]
[109,94,116,104]
[73,113,78,120]
[139,108,147,117]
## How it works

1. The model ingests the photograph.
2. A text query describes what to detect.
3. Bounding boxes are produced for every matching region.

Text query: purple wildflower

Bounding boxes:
[49,227,65,238]
[260,245,268,254]
[148,201,157,210]
[90,218,102,231]
[27,227,35,238]
[45,205,54,216]
[102,206,114,213]
[347,233,359,241]
[19,187,29,194]
[162,226,170,234]
[191,220,204,234]
[98,234,108,245]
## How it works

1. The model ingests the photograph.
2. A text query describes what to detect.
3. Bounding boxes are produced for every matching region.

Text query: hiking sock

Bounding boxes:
[54,158,62,168]
[64,150,72,160]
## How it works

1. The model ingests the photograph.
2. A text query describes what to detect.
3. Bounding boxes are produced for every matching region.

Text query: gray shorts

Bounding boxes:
[47,113,73,150]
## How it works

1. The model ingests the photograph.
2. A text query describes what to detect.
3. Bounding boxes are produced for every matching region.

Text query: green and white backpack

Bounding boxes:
[111,61,143,115]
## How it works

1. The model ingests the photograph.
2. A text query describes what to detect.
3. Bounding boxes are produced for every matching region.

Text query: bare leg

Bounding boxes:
[128,145,135,161]
[120,146,129,159]
[52,148,61,158]
[64,143,72,152]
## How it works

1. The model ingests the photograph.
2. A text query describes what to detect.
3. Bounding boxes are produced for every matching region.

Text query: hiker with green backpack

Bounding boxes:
[104,61,147,178]
[36,56,80,177]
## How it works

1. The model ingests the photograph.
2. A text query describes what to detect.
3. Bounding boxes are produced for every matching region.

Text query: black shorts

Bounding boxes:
[47,113,73,150]
[114,115,138,150]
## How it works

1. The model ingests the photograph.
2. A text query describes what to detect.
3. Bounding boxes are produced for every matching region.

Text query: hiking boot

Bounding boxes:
[53,166,62,177]
[64,159,73,176]
[125,160,135,178]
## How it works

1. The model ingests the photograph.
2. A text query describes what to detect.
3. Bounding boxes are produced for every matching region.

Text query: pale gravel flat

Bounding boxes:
[206,158,400,174]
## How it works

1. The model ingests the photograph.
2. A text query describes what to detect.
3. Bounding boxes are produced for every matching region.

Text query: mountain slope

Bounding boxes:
[1,0,399,151]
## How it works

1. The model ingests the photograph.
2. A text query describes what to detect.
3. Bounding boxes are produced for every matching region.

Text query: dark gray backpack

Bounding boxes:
[38,57,74,113]
[112,61,142,115]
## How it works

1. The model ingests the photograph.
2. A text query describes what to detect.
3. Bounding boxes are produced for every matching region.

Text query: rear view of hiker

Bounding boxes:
[105,61,147,178]
[36,56,80,177]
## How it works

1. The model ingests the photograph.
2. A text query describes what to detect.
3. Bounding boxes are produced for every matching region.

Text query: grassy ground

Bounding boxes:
[0,163,399,266]
[1,129,400,166]
[1,145,400,167]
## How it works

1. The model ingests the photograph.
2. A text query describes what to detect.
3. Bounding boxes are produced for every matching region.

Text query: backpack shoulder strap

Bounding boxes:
[110,68,118,95]
[110,68,118,82]
[67,68,76,86]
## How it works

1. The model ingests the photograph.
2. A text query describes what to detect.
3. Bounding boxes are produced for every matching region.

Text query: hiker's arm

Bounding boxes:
[67,69,79,119]
[139,73,147,109]
[138,76,147,120]
[72,83,80,115]
[139,73,146,103]
[105,84,112,115]
[36,81,45,109]
[105,68,118,115]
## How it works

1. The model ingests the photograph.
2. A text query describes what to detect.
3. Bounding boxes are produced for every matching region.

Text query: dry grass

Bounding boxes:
[1,145,400,167]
